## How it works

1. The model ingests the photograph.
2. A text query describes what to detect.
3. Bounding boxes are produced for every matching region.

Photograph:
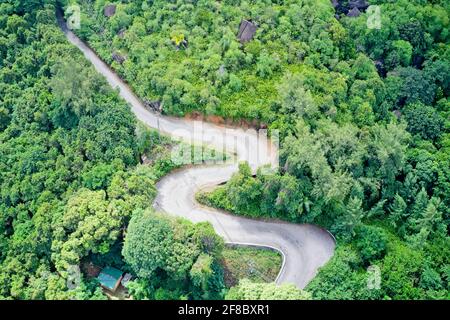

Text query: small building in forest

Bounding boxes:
[144,100,163,112]
[349,0,369,10]
[104,4,117,18]
[97,267,123,292]
[347,7,361,17]
[112,52,126,64]
[332,0,369,16]
[237,19,257,43]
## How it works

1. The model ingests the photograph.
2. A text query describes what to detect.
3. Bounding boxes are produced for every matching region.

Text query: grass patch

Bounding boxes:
[221,245,282,288]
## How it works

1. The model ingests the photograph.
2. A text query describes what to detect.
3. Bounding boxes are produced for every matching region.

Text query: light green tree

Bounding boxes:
[226,279,311,300]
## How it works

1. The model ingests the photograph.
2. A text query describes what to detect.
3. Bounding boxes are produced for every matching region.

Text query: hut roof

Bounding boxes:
[237,19,257,43]
[104,4,116,17]
[349,0,369,10]
[347,7,361,17]
[112,52,125,64]
[98,267,123,291]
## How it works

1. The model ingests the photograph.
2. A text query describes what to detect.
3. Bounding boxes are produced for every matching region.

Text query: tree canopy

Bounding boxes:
[0,0,448,301]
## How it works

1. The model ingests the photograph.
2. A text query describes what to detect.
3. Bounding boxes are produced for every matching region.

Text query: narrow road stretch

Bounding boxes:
[57,12,335,289]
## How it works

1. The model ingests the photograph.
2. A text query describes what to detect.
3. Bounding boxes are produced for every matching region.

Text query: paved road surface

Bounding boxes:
[57,11,335,288]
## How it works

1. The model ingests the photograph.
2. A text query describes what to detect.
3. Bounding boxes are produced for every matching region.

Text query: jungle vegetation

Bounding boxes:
[0,0,448,300]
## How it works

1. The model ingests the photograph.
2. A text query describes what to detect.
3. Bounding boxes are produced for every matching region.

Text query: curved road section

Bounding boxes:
[57,12,335,289]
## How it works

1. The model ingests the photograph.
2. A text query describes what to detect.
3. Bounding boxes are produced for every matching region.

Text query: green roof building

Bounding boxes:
[97,267,123,292]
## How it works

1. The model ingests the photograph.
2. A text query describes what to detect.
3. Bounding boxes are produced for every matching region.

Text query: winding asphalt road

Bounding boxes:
[57,11,335,289]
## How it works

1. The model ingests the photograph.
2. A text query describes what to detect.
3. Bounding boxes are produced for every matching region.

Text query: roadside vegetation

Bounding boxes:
[0,2,143,299]
[76,0,446,300]
[0,1,283,300]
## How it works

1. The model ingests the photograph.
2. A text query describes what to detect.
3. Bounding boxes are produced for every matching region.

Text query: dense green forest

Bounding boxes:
[0,0,449,300]
[0,1,170,299]
[0,0,211,300]
[0,0,306,300]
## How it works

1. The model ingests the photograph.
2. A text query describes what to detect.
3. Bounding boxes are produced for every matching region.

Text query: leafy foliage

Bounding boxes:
[226,279,311,300]
[1,0,449,300]
[122,209,225,300]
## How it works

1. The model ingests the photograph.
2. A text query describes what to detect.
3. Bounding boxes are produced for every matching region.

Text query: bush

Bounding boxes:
[355,225,388,265]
